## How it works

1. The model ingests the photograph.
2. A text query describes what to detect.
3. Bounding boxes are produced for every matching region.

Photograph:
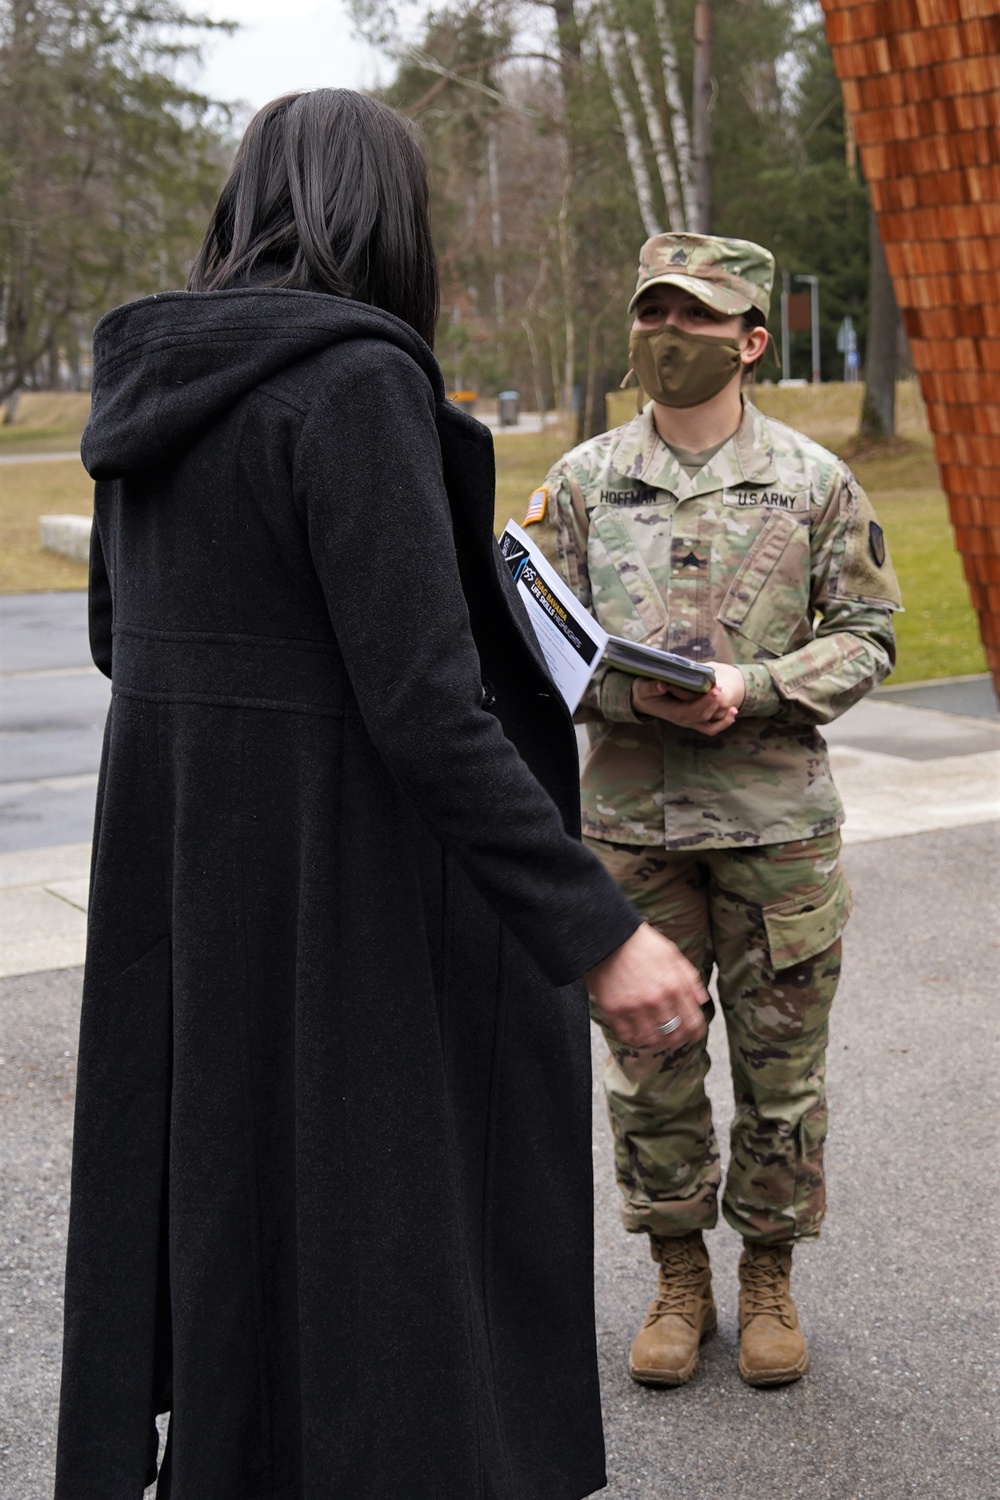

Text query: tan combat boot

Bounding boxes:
[737,1241,809,1387]
[628,1232,717,1387]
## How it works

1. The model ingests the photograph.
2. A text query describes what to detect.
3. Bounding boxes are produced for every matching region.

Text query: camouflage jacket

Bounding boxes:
[528,400,902,850]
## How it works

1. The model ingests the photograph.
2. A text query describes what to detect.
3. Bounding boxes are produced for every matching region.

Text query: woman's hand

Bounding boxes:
[632,662,746,736]
[586,923,708,1051]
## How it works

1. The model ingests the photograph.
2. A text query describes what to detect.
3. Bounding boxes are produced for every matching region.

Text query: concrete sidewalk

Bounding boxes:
[822,690,1000,844]
[5,697,997,977]
[3,698,999,976]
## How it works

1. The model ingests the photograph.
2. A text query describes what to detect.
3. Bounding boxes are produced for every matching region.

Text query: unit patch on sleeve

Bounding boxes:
[524,486,548,525]
[869,520,886,567]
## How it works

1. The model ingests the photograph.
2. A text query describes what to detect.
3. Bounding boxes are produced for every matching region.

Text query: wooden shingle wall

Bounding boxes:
[821,0,1000,693]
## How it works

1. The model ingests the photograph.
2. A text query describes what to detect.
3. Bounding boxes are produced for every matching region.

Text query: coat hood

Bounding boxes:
[82,288,445,480]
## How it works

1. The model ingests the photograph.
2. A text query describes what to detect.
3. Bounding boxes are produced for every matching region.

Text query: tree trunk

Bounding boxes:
[551,0,613,436]
[548,329,563,420]
[653,0,695,227]
[46,333,60,390]
[577,318,608,442]
[522,254,550,416]
[691,0,713,233]
[597,23,661,238]
[557,174,576,414]
[521,315,547,417]
[582,369,609,442]
[551,1,582,414]
[624,25,684,230]
[859,209,901,439]
[487,128,504,323]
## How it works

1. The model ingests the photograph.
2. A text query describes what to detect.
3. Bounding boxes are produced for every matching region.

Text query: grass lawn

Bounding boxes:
[864,482,987,683]
[1,384,988,684]
[493,419,575,536]
[0,457,92,592]
[0,392,90,454]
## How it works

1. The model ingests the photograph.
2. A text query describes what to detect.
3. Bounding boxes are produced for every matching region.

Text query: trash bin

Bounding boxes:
[497,390,520,426]
[448,389,477,415]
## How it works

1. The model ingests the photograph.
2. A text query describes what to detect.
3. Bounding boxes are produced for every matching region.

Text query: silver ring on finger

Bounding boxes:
[657,1015,682,1036]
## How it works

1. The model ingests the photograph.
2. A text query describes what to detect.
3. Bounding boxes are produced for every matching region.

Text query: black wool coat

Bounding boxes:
[56,290,640,1500]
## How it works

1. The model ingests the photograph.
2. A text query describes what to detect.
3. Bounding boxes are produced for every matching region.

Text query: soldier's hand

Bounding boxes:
[586,923,708,1051]
[632,663,746,735]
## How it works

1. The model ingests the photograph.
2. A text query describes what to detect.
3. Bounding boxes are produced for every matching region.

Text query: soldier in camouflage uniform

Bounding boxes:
[526,232,902,1389]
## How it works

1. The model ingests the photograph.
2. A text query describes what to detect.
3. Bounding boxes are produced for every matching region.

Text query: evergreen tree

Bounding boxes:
[0,0,235,398]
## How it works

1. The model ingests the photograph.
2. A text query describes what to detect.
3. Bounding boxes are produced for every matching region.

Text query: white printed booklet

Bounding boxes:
[498,521,607,713]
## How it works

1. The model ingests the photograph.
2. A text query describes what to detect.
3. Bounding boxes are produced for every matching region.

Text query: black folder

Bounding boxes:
[603,636,716,695]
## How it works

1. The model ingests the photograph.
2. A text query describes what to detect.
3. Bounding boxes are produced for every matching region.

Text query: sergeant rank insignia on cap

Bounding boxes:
[524,486,548,525]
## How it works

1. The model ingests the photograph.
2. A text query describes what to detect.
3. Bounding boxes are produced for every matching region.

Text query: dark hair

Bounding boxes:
[188,89,439,348]
[741,308,767,333]
[740,306,769,380]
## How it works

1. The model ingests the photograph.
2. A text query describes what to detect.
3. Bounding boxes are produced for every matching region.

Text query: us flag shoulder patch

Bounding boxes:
[523,486,548,525]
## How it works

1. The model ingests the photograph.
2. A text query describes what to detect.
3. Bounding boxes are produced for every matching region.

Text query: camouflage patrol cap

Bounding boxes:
[628,232,774,320]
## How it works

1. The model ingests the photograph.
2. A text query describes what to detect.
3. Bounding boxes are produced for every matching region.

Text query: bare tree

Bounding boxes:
[623,24,685,230]
[691,0,714,231]
[652,0,696,227]
[551,0,583,413]
[360,0,871,433]
[596,21,661,237]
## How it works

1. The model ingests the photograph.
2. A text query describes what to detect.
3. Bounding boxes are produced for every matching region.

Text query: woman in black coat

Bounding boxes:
[56,90,705,1500]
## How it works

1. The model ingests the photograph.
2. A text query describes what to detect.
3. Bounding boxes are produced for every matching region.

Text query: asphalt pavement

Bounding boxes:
[0,593,108,851]
[1,591,999,1498]
[594,819,999,1500]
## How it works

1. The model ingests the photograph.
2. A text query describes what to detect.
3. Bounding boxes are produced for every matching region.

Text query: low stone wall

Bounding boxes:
[39,514,92,565]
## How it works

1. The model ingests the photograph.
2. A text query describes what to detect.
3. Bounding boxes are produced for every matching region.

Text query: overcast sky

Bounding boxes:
[196,0,390,114]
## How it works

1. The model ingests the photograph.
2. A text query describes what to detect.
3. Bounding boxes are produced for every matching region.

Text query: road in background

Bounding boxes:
[1,594,108,852]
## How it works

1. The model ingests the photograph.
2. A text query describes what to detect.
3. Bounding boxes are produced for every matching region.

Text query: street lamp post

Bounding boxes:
[780,269,790,381]
[794,274,821,384]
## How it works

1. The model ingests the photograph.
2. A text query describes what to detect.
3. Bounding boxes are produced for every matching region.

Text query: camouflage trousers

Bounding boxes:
[587,831,852,1246]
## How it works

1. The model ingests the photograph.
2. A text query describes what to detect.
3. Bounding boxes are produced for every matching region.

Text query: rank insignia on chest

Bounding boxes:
[524,486,548,525]
[722,487,807,512]
[869,520,886,567]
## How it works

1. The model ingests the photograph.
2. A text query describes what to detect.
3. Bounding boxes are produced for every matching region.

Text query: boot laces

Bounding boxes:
[649,1242,707,1324]
[741,1252,793,1324]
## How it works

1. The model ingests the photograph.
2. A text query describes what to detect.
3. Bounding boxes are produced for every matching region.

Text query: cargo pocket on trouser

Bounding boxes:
[763,866,853,972]
[722,868,850,1241]
[752,867,851,1040]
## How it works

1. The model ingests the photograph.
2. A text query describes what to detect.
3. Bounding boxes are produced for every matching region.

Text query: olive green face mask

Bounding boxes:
[628,323,743,409]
